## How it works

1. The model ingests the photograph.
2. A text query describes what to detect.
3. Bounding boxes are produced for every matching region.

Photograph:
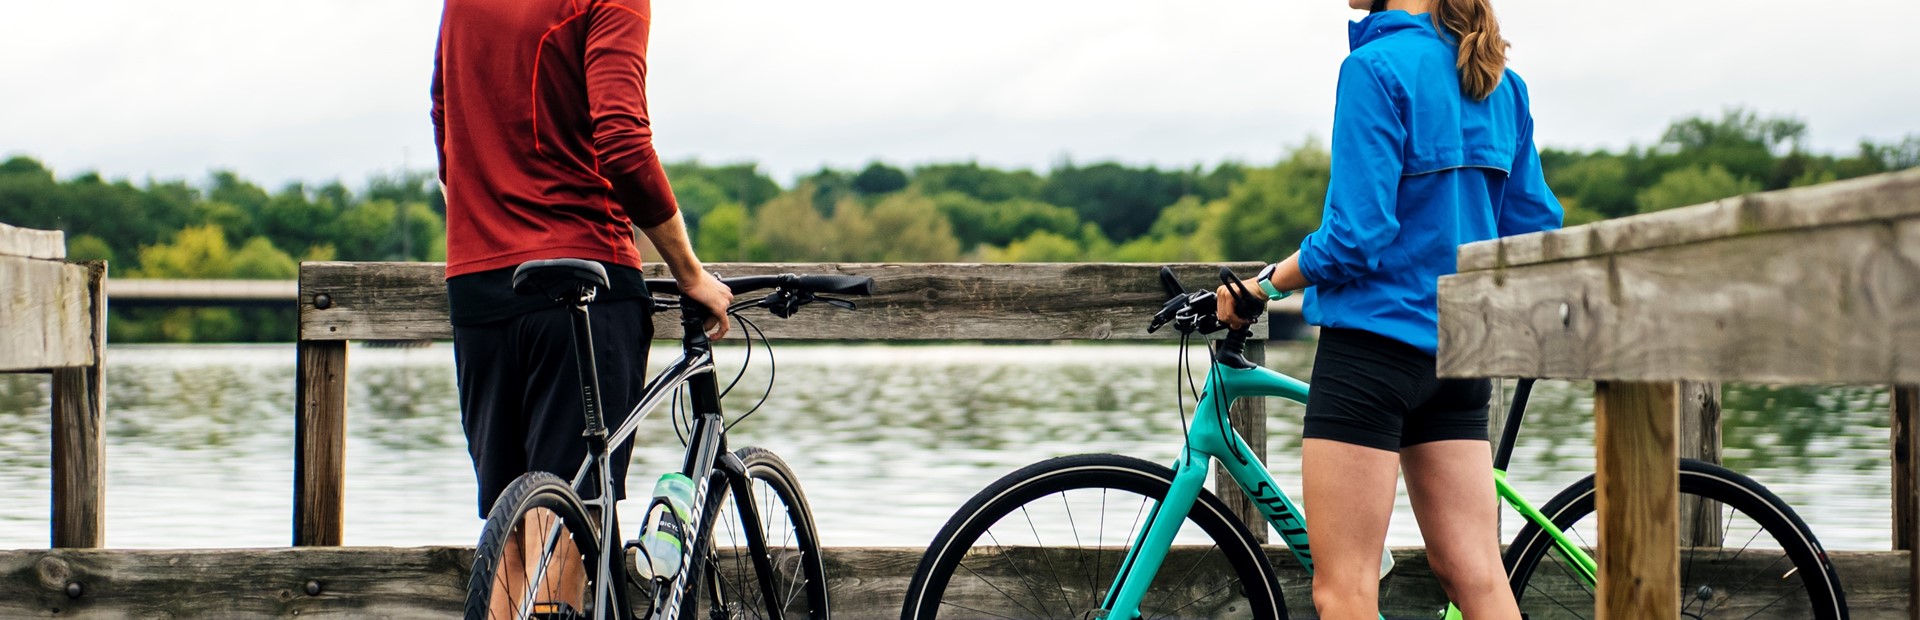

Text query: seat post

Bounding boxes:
[568,284,609,443]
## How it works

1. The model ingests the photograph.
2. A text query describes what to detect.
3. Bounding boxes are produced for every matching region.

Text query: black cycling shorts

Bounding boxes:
[453,297,653,518]
[1303,327,1492,453]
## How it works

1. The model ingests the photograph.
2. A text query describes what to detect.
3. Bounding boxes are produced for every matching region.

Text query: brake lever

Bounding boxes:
[815,296,857,311]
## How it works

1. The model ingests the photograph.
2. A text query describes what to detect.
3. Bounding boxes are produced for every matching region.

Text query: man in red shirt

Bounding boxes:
[433,0,730,611]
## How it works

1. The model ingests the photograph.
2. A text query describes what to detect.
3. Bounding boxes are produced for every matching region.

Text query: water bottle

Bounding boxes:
[633,472,695,580]
[1379,545,1396,580]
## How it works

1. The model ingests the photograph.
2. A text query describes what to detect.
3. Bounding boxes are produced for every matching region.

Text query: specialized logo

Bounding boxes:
[1248,481,1313,566]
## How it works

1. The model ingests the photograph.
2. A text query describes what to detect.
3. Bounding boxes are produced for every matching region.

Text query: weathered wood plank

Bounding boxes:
[1901,218,1920,385]
[0,258,95,372]
[1678,381,1723,549]
[0,221,65,260]
[0,547,470,618]
[49,261,106,549]
[1,547,1905,618]
[1437,219,1920,383]
[299,262,1267,342]
[1897,385,1920,619]
[294,341,348,546]
[1219,341,1268,542]
[1458,167,1920,272]
[1594,381,1679,620]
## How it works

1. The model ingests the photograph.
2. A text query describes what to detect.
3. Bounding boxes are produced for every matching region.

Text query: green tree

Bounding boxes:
[133,225,234,278]
[852,162,909,195]
[1216,145,1332,261]
[752,185,834,260]
[694,202,755,262]
[912,162,1044,202]
[984,231,1086,263]
[1109,197,1226,262]
[1636,165,1762,213]
[66,234,115,263]
[230,236,299,279]
[932,192,1080,249]
[1549,156,1637,218]
[848,192,961,261]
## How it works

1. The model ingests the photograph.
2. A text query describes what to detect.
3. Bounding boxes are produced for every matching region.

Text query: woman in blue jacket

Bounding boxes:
[1219,0,1560,618]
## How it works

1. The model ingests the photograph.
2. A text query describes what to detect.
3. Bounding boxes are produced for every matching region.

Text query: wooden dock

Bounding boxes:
[1438,168,1920,618]
[3,546,1909,618]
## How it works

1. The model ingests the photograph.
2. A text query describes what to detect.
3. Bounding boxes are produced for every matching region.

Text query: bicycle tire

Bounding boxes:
[681,446,831,620]
[901,453,1285,620]
[1504,458,1847,619]
[465,472,606,620]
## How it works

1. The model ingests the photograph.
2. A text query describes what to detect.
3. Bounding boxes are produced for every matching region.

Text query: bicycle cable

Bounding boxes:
[1175,333,1196,449]
[723,312,777,432]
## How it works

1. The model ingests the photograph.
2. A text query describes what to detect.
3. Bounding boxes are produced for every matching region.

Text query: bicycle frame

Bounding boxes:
[537,303,762,620]
[1099,351,1597,620]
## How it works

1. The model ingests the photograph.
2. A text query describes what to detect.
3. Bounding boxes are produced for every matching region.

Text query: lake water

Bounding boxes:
[0,343,1895,551]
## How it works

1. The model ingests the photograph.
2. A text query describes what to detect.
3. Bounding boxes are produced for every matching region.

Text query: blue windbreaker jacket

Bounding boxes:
[1297,10,1562,355]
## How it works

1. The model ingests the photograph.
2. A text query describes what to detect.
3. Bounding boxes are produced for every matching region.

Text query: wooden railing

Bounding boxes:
[0,223,106,549]
[292,262,1273,545]
[1437,168,1920,618]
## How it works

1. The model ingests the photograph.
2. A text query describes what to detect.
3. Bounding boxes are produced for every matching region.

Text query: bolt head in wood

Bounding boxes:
[313,293,333,310]
[1559,302,1571,327]
[65,581,82,599]
[305,580,322,596]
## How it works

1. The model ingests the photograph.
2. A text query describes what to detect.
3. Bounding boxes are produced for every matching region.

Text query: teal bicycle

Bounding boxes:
[900,267,1846,619]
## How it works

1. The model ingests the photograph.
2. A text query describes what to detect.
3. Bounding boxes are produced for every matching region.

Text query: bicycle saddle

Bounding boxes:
[512,258,610,298]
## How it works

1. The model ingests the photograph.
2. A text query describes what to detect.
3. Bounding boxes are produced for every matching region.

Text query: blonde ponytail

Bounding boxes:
[1432,0,1509,101]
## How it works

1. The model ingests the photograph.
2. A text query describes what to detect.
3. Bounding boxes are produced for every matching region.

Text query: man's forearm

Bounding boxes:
[640,213,706,282]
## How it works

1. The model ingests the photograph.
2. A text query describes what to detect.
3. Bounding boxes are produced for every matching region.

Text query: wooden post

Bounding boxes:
[48,260,106,548]
[1220,340,1268,543]
[1677,381,1722,549]
[1893,384,1918,619]
[1594,381,1679,619]
[294,340,348,546]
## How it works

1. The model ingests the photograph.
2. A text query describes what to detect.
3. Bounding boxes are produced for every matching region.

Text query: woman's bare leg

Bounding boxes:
[1402,439,1521,620]
[1304,438,1401,619]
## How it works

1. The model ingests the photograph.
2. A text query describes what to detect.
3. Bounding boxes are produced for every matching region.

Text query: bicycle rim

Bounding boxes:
[684,447,829,620]
[466,472,604,620]
[1505,460,1846,619]
[903,454,1283,620]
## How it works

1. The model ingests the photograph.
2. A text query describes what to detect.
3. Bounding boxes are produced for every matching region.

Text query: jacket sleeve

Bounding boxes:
[1296,55,1406,288]
[431,33,446,184]
[584,0,679,228]
[1499,86,1564,236]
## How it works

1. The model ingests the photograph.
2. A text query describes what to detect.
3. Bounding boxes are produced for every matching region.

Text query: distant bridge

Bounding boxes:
[106,279,298,309]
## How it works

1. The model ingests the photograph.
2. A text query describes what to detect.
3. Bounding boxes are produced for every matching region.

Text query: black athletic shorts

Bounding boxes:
[1302,327,1492,453]
[453,297,654,518]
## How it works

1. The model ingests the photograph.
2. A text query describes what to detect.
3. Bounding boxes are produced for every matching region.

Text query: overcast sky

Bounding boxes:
[3,1,1916,189]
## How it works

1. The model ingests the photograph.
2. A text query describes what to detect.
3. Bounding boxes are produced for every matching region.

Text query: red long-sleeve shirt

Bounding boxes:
[432,0,677,278]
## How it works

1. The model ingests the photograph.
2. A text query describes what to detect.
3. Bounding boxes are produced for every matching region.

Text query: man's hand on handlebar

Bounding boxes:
[678,271,734,339]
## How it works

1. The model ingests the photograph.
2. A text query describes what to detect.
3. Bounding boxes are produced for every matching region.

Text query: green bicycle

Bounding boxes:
[900,266,1846,619]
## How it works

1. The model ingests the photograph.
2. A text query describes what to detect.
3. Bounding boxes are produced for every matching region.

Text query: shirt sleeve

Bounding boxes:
[585,0,679,228]
[1499,92,1564,236]
[431,32,446,184]
[1296,55,1406,288]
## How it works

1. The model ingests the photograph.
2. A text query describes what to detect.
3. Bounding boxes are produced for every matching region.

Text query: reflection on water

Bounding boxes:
[0,344,1895,551]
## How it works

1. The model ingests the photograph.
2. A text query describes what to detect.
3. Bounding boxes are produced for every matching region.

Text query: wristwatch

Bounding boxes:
[1254,263,1291,301]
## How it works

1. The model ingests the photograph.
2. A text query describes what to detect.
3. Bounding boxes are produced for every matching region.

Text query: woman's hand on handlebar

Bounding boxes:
[1215,280,1259,329]
[678,271,734,339]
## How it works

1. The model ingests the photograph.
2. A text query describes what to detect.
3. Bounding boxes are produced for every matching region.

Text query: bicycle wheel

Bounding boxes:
[466,472,606,620]
[1505,458,1847,619]
[902,453,1285,620]
[682,446,831,620]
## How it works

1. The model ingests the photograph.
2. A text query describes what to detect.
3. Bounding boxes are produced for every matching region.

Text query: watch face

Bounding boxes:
[1256,263,1278,282]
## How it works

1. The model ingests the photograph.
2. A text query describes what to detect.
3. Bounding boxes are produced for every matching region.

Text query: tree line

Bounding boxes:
[1,107,1913,342]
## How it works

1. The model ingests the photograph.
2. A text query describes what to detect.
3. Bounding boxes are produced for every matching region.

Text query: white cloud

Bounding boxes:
[2,0,1914,188]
